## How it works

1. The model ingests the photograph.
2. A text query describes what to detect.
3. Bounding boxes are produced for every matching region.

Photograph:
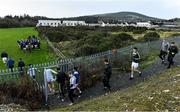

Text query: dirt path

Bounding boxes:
[47,51,180,108]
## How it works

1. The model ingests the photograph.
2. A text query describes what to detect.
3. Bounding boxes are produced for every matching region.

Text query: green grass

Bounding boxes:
[0,27,55,69]
[53,67,180,111]
[141,52,159,69]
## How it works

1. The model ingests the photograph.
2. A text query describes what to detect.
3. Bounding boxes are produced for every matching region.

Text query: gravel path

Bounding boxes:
[48,52,180,108]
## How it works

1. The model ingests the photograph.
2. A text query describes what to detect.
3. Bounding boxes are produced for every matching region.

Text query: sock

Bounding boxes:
[131,71,134,78]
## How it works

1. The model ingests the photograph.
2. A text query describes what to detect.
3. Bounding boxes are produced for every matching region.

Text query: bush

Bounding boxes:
[0,75,43,111]
[76,44,99,56]
[143,32,160,41]
[112,33,135,48]
[115,33,135,41]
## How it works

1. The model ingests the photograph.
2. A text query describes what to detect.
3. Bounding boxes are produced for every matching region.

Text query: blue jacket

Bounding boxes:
[7,59,14,67]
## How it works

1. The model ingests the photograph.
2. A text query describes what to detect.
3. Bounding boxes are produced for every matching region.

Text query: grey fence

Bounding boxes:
[0,36,179,105]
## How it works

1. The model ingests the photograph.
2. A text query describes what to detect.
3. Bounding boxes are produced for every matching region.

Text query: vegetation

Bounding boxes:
[53,67,180,111]
[0,75,43,110]
[143,31,160,41]
[38,26,151,57]
[0,27,55,69]
[38,26,179,57]
[0,15,48,28]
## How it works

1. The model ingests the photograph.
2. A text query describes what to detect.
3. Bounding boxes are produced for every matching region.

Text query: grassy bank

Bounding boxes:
[53,67,180,111]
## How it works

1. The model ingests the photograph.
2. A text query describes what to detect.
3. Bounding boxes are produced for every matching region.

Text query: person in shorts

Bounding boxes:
[44,68,57,93]
[1,51,8,64]
[130,47,142,80]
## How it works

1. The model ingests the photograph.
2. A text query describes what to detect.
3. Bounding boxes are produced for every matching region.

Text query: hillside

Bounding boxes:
[53,67,180,111]
[64,11,164,23]
[94,11,163,22]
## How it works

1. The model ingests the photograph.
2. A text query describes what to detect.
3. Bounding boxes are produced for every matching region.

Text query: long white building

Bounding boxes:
[36,20,62,27]
[36,20,86,27]
[62,20,86,26]
[36,20,158,28]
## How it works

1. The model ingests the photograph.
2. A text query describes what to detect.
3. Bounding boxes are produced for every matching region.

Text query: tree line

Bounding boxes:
[0,14,47,28]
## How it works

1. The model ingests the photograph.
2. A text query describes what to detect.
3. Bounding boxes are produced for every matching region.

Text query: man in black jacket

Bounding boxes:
[167,42,179,69]
[56,67,68,102]
[103,59,112,90]
[18,58,25,71]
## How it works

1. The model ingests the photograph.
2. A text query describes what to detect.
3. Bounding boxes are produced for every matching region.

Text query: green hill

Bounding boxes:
[94,11,163,22]
[53,67,180,111]
[64,11,164,23]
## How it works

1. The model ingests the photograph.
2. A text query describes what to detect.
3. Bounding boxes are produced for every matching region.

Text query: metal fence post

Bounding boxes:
[43,68,48,106]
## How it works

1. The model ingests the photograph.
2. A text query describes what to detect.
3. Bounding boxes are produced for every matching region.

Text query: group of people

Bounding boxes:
[129,40,179,80]
[1,51,25,72]
[159,40,179,69]
[45,67,82,106]
[0,39,179,106]
[27,65,83,106]
[17,35,40,52]
[27,59,111,106]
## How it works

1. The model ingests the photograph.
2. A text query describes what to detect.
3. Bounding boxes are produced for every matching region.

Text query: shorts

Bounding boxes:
[47,77,55,83]
[131,62,139,69]
[2,57,8,63]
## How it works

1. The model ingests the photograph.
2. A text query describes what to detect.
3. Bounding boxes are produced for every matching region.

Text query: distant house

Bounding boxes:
[36,20,86,27]
[36,20,159,28]
[62,21,86,26]
[36,20,62,27]
[136,22,152,28]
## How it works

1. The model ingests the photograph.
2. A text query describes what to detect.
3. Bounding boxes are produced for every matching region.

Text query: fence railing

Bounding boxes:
[0,36,179,83]
[0,36,180,104]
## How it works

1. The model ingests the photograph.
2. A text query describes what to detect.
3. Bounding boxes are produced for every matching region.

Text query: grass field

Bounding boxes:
[0,27,55,69]
[53,67,180,111]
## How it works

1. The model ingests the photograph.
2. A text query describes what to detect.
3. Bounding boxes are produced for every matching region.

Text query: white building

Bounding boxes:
[36,20,62,27]
[62,20,86,26]
[136,22,152,28]
[36,20,87,27]
[36,20,159,28]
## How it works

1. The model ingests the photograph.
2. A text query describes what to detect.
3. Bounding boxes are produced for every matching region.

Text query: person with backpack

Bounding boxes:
[159,39,169,64]
[103,59,112,90]
[68,71,77,106]
[7,58,15,72]
[1,51,8,64]
[73,67,82,96]
[130,47,142,80]
[18,58,25,72]
[56,67,68,102]
[167,42,179,69]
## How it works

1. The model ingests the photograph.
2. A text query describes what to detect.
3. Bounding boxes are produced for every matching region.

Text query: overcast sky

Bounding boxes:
[0,0,180,19]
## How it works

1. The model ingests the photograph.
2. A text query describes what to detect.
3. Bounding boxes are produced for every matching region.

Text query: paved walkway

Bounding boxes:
[48,51,180,108]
